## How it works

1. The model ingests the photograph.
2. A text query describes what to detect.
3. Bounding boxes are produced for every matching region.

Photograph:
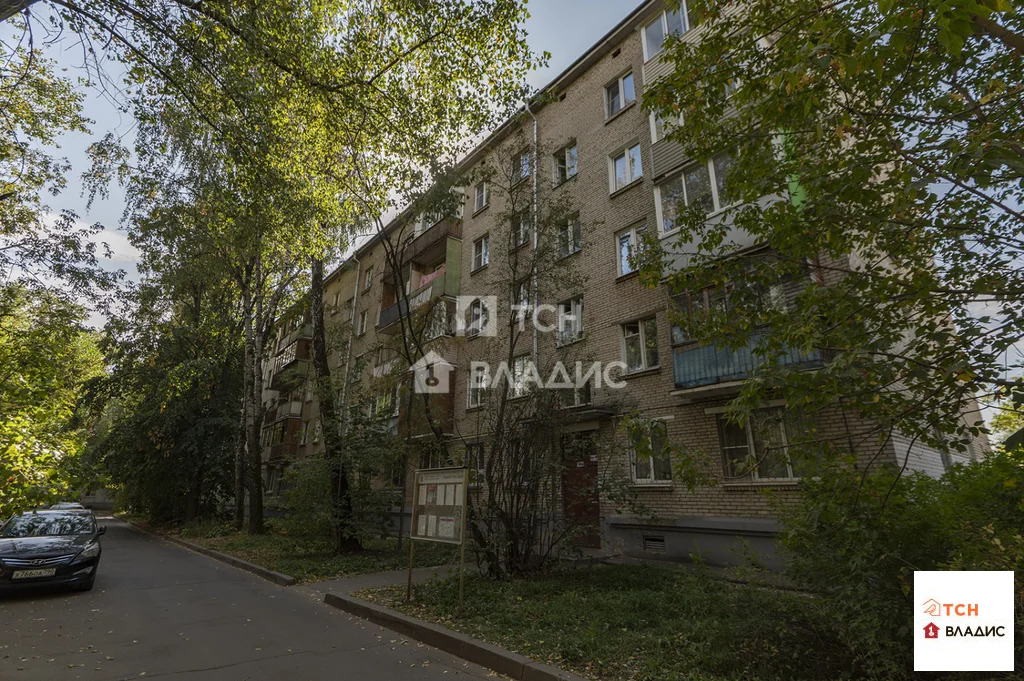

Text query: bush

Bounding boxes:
[779,450,1024,679]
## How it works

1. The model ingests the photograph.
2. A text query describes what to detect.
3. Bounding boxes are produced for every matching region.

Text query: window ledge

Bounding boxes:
[620,366,661,380]
[609,177,643,199]
[552,173,578,190]
[558,248,582,262]
[615,270,640,283]
[604,99,636,125]
[470,263,489,275]
[555,335,586,349]
[722,480,800,490]
[472,204,489,217]
[631,481,673,490]
[465,405,486,413]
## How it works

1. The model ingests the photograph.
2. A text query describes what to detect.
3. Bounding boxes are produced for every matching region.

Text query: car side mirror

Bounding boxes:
[97,526,107,536]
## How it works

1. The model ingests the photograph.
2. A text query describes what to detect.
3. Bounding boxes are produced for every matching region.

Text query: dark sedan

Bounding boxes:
[0,510,105,592]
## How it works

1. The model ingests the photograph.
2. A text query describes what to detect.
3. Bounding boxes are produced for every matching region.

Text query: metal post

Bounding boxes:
[407,528,415,602]
[458,468,468,617]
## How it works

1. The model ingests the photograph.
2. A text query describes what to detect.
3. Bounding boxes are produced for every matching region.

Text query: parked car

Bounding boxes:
[49,502,85,510]
[0,510,105,592]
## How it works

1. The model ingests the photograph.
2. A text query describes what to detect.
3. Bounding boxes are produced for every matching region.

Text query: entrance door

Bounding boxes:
[560,433,601,548]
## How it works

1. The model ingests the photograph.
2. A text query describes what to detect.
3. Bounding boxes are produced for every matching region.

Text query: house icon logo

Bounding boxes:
[410,351,454,394]
[924,622,940,639]
[923,598,942,616]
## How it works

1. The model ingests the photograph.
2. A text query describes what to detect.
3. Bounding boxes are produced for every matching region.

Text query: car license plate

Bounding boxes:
[12,568,57,579]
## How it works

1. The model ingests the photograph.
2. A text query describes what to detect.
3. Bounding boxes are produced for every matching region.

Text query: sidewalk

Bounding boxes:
[296,563,464,601]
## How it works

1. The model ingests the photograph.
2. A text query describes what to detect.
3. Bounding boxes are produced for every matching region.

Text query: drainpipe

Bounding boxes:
[524,100,539,363]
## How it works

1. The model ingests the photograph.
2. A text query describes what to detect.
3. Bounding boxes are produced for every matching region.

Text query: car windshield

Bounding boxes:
[1,514,95,537]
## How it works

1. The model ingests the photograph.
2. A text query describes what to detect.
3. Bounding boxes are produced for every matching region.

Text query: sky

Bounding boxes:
[21,0,636,304]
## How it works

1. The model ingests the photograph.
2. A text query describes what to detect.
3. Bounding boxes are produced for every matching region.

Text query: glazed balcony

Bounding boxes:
[269,338,311,391]
[377,268,457,333]
[672,330,826,393]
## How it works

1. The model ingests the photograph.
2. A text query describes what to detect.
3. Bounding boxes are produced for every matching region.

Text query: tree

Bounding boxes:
[642,0,1021,468]
[0,283,103,516]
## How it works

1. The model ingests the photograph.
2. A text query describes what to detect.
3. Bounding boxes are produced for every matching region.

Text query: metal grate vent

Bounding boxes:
[642,535,666,554]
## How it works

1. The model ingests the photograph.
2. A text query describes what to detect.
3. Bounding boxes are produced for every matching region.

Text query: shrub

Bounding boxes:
[779,449,1024,679]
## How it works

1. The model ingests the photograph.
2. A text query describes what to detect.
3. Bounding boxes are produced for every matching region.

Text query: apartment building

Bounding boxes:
[260,0,986,567]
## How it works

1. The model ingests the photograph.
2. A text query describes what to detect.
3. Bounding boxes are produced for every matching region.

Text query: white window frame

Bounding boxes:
[299,420,309,446]
[516,149,531,183]
[605,71,636,117]
[649,110,683,144]
[631,419,672,483]
[357,310,367,336]
[654,152,736,234]
[474,181,489,212]
[512,212,531,248]
[556,296,584,346]
[609,143,643,192]
[641,5,688,62]
[512,280,531,320]
[467,442,486,484]
[622,316,660,373]
[553,143,578,186]
[363,265,374,292]
[510,355,533,399]
[472,234,490,271]
[467,298,486,337]
[467,365,488,409]
[717,408,797,481]
[558,216,582,258]
[615,223,643,277]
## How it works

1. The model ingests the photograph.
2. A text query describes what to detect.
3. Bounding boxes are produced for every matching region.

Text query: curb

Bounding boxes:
[323,592,587,681]
[123,520,298,586]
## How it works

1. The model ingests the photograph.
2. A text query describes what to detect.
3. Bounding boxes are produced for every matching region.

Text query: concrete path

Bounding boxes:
[0,517,498,680]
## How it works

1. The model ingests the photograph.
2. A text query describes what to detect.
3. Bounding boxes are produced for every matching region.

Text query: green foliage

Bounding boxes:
[368,564,850,681]
[780,452,1024,678]
[643,0,1022,454]
[0,284,103,517]
[183,523,457,583]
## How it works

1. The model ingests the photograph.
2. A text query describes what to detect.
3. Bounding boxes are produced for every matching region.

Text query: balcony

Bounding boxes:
[269,338,311,390]
[672,330,825,394]
[277,322,312,352]
[377,269,456,333]
[267,397,304,423]
[268,441,299,462]
[402,219,462,266]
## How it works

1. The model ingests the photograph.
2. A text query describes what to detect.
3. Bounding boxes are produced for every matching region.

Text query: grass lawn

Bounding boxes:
[360,563,849,681]
[134,517,460,582]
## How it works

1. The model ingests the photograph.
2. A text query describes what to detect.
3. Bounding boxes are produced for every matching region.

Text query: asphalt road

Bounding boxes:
[0,517,496,681]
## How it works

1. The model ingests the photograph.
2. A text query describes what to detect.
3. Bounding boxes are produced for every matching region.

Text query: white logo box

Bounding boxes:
[914,570,1015,672]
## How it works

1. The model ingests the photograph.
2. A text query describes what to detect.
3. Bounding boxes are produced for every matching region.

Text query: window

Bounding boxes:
[467,298,488,337]
[631,420,672,483]
[622,316,660,372]
[511,355,533,398]
[512,212,531,248]
[299,421,309,446]
[467,442,486,483]
[563,377,592,407]
[515,149,531,182]
[656,151,735,231]
[468,365,489,409]
[330,291,341,313]
[344,297,355,321]
[615,223,644,277]
[556,297,584,346]
[474,181,489,212]
[650,110,680,144]
[426,301,450,339]
[557,216,582,257]
[312,419,323,444]
[605,71,635,117]
[671,276,785,345]
[357,310,367,336]
[513,280,531,319]
[472,234,490,270]
[611,143,643,192]
[553,143,578,185]
[717,408,798,480]
[642,7,686,60]
[363,265,374,291]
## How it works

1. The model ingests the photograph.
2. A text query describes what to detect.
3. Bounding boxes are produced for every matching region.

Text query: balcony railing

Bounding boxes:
[672,330,825,391]
[269,339,311,390]
[377,273,447,331]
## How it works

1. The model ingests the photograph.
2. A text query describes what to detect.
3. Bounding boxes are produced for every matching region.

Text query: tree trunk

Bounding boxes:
[241,288,264,534]
[310,256,361,552]
[234,375,250,529]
